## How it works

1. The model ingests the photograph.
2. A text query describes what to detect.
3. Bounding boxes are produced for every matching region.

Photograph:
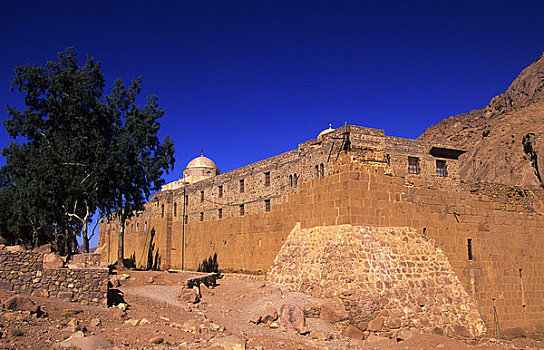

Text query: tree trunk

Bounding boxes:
[117,217,125,268]
[82,219,89,253]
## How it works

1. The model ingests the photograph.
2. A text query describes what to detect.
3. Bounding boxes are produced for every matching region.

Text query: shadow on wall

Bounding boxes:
[197,253,219,273]
[146,228,161,270]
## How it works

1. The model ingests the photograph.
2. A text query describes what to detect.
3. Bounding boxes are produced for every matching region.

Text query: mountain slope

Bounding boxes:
[419,53,544,187]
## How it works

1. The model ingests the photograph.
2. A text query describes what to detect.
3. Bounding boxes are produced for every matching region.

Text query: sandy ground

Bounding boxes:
[0,270,542,349]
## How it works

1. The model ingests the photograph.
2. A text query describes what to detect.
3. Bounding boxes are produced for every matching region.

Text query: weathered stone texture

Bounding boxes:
[267,224,486,337]
[0,250,108,306]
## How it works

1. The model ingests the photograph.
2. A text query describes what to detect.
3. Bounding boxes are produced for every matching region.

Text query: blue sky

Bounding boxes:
[1,1,543,247]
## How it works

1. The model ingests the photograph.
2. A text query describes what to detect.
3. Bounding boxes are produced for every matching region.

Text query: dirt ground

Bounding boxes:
[0,270,542,349]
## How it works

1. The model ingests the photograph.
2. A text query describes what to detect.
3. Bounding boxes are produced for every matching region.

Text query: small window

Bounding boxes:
[144,221,147,231]
[265,199,271,212]
[264,172,271,187]
[315,165,319,178]
[130,224,133,233]
[289,174,293,187]
[240,179,245,193]
[239,204,245,216]
[161,204,165,218]
[294,173,299,186]
[218,208,223,219]
[200,212,204,221]
[320,163,324,178]
[184,215,188,224]
[408,157,420,174]
[200,190,204,203]
[136,223,139,232]
[173,202,177,217]
[218,185,223,198]
[467,238,473,260]
[436,160,447,177]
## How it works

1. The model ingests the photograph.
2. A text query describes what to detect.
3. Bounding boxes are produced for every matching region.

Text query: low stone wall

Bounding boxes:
[0,250,108,306]
[267,224,486,338]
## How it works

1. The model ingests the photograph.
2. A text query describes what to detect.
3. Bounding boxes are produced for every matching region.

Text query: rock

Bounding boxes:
[453,324,472,338]
[182,319,201,333]
[125,319,140,326]
[3,295,40,314]
[394,329,414,341]
[178,287,200,304]
[368,316,384,332]
[148,277,154,283]
[279,303,308,334]
[348,339,365,348]
[6,245,26,252]
[43,253,64,269]
[33,244,53,254]
[310,330,330,341]
[388,317,401,329]
[250,304,278,324]
[343,324,365,340]
[140,318,150,325]
[57,332,112,349]
[200,284,215,297]
[118,274,130,281]
[89,318,101,327]
[109,277,121,287]
[57,291,73,302]
[320,299,349,323]
[117,303,127,311]
[211,335,247,350]
[149,336,164,344]
[356,321,368,331]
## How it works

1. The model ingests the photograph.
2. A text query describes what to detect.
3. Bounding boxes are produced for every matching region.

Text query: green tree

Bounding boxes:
[1,48,175,255]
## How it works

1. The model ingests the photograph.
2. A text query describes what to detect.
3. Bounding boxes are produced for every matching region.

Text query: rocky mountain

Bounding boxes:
[419,53,544,188]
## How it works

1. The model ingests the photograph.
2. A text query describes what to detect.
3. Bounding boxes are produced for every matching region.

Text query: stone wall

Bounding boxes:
[0,250,108,306]
[267,224,486,337]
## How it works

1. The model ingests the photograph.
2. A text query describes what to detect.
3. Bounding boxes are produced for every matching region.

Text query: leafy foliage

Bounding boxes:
[0,48,175,256]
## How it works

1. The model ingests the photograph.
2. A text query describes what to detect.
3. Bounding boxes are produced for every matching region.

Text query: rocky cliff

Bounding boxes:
[419,53,544,187]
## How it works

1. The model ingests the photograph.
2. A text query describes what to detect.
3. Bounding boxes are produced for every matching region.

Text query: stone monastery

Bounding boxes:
[99,124,544,336]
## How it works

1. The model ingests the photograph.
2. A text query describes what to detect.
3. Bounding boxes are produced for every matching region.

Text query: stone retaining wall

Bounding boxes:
[267,224,486,338]
[0,250,108,306]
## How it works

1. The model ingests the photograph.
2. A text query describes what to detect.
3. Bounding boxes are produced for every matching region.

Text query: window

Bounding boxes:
[264,172,271,187]
[467,238,473,260]
[173,202,177,217]
[408,157,420,174]
[239,204,245,216]
[144,221,147,231]
[294,173,299,187]
[200,212,204,221]
[218,185,223,198]
[136,223,139,232]
[315,165,319,178]
[218,208,223,219]
[130,224,133,233]
[289,174,293,187]
[436,160,447,177]
[240,179,245,193]
[320,163,324,178]
[265,199,271,212]
[200,190,204,203]
[184,215,188,224]
[161,204,165,218]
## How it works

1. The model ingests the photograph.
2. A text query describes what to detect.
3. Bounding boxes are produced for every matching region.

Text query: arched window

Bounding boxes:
[161,204,165,218]
[320,163,324,178]
[136,223,139,232]
[173,202,177,217]
[294,173,299,186]
[144,221,147,231]
[315,165,319,178]
[289,174,293,187]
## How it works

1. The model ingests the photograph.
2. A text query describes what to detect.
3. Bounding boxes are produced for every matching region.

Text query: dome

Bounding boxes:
[186,155,217,169]
[317,124,335,140]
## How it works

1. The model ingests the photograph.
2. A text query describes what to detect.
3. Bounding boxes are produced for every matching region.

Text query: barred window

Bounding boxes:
[240,179,245,193]
[436,160,447,177]
[218,208,223,219]
[264,172,271,187]
[218,185,223,198]
[408,157,420,174]
[200,212,204,221]
[239,204,245,216]
[265,199,271,212]
[173,202,177,217]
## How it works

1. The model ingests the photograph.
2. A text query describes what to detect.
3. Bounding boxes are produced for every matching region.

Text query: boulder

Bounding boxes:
[320,299,349,323]
[250,304,278,324]
[343,324,365,340]
[279,303,308,335]
[310,330,331,341]
[57,291,73,302]
[3,295,40,314]
[33,244,53,254]
[368,316,384,332]
[182,319,201,333]
[394,329,414,341]
[178,287,200,304]
[149,336,164,344]
[56,331,112,349]
[43,253,64,269]
[89,318,101,327]
[6,245,26,252]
